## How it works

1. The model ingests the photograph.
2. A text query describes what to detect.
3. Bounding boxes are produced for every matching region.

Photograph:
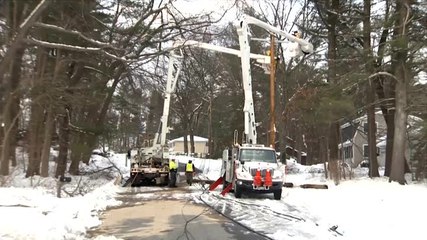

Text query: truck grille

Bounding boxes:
[250,168,274,177]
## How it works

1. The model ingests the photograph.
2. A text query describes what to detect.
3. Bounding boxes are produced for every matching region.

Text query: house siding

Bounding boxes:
[343,112,388,167]
[168,136,209,157]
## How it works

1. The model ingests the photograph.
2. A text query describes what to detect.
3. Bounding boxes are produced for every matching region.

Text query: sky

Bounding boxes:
[172,0,240,23]
[1,151,427,240]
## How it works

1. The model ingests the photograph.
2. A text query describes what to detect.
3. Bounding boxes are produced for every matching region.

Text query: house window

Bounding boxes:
[344,146,353,159]
[363,144,369,158]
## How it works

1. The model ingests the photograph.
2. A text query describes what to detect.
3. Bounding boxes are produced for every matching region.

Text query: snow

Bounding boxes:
[1,152,427,240]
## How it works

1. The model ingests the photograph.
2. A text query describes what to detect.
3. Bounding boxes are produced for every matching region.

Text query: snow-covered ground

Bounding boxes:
[1,152,426,240]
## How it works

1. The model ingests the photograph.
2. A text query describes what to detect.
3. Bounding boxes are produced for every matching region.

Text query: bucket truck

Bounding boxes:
[129,41,271,186]
[210,14,314,200]
[129,51,182,186]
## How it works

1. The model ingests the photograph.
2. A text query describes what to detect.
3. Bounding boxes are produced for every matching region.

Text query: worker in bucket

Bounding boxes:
[185,159,196,186]
[169,159,178,187]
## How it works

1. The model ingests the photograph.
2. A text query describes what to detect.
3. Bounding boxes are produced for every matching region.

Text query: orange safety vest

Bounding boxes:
[186,163,193,172]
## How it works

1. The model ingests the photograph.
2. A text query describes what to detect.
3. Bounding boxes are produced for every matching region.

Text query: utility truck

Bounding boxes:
[129,51,181,186]
[210,14,314,200]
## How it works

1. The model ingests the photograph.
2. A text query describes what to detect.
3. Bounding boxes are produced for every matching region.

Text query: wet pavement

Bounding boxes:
[88,181,268,240]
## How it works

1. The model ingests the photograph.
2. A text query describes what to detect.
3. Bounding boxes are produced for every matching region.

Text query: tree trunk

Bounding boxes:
[26,102,44,177]
[325,0,340,185]
[208,97,213,157]
[190,131,195,155]
[321,136,328,179]
[0,40,25,175]
[328,123,340,184]
[69,133,90,175]
[389,0,411,184]
[26,48,48,177]
[40,50,61,177]
[363,0,380,177]
[183,131,189,155]
[0,98,13,175]
[55,108,70,178]
[296,128,302,164]
[9,92,19,167]
[40,106,54,177]
[390,73,408,184]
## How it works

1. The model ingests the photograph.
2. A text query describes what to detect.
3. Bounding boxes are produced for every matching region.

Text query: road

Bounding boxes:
[89,181,268,240]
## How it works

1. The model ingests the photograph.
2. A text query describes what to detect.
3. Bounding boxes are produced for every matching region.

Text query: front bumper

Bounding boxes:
[235,179,283,193]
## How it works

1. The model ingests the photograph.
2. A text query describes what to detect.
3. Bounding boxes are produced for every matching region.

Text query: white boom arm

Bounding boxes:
[155,52,182,147]
[155,40,271,149]
[236,14,314,144]
[174,40,270,64]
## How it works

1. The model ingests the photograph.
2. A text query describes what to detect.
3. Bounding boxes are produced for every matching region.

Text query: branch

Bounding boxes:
[33,22,122,51]
[0,0,51,78]
[368,71,399,82]
[19,0,50,30]
[24,37,129,62]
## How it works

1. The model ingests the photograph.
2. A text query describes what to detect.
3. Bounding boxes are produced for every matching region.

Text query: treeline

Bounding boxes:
[0,0,426,184]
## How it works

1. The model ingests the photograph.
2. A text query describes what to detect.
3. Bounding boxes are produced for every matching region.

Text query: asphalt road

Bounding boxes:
[89,182,268,240]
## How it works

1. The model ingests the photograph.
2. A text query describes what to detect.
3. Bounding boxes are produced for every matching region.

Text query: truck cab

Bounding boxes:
[222,144,285,200]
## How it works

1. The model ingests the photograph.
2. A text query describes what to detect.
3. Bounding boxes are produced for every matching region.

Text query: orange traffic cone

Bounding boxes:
[253,167,262,187]
[264,168,272,187]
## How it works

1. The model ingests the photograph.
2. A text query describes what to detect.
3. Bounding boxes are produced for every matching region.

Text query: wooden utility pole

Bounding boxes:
[269,34,276,149]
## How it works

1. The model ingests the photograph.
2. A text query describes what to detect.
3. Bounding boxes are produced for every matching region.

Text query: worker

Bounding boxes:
[169,159,178,187]
[185,160,196,186]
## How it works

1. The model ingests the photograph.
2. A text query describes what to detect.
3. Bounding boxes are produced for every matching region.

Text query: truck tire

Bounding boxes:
[131,174,141,187]
[234,184,242,198]
[274,189,282,200]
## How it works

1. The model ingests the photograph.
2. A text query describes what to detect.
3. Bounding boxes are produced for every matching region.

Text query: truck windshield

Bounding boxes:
[239,149,276,163]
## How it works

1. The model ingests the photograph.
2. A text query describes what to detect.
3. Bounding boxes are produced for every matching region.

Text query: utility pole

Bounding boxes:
[269,34,276,149]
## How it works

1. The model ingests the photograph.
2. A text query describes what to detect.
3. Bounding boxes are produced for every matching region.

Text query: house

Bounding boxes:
[168,135,209,157]
[339,111,419,168]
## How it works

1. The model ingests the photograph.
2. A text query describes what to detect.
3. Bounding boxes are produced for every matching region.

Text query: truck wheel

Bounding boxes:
[131,174,141,187]
[234,184,242,198]
[273,189,282,200]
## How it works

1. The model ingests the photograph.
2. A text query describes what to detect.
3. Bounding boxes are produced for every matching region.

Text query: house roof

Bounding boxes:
[169,135,208,143]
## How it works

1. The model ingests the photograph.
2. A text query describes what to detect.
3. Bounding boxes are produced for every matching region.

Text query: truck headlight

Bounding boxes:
[272,171,283,179]
[236,170,252,180]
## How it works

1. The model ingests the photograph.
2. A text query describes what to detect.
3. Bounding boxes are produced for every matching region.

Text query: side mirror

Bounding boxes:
[240,160,245,165]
